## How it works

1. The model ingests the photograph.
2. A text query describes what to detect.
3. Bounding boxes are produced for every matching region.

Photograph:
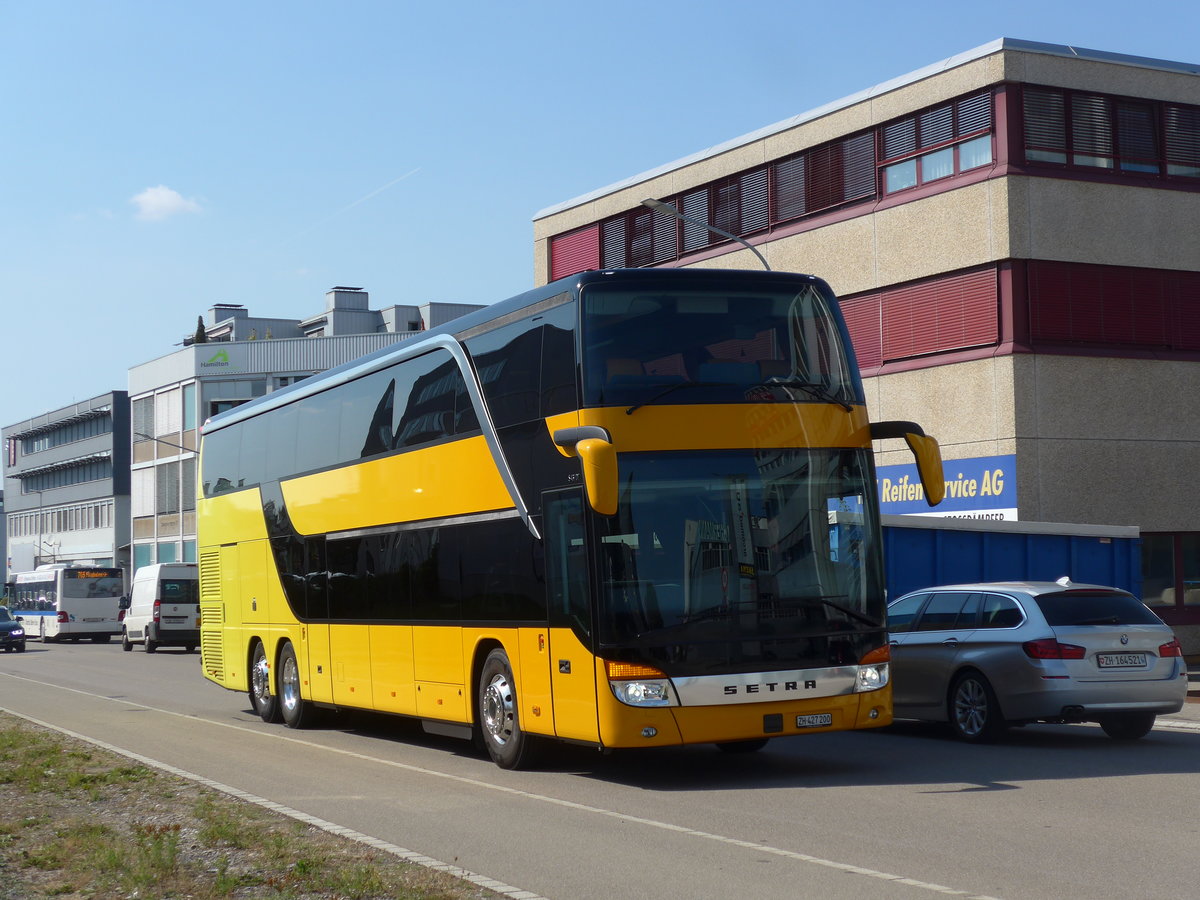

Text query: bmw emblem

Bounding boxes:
[1120,633,1129,645]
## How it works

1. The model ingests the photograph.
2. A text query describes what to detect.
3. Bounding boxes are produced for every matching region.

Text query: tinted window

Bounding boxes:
[202,426,240,496]
[1032,591,1163,626]
[467,317,544,428]
[460,519,542,622]
[980,593,1024,628]
[912,592,972,632]
[394,353,460,448]
[540,305,578,417]
[294,389,343,475]
[887,593,928,633]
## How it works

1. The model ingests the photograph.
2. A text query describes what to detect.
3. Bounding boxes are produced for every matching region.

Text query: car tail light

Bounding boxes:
[57,611,70,624]
[1022,638,1086,659]
[1159,638,1183,658]
[153,600,161,623]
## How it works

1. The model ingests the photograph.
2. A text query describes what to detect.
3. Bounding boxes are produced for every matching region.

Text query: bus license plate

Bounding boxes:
[1097,653,1146,668]
[796,714,832,729]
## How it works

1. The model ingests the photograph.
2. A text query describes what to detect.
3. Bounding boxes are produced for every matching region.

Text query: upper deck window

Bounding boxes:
[580,280,858,409]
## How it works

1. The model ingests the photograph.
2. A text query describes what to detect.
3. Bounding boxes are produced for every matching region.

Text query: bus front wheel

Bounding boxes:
[250,641,281,723]
[478,648,536,770]
[278,642,315,729]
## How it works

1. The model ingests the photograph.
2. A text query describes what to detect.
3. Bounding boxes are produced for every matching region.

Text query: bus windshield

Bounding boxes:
[593,449,883,673]
[62,571,124,599]
[581,280,859,409]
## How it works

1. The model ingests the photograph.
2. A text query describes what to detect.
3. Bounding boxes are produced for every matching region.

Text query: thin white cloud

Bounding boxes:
[130,185,202,221]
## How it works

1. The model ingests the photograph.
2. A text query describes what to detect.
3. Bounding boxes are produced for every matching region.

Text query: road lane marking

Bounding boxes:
[1,672,1001,899]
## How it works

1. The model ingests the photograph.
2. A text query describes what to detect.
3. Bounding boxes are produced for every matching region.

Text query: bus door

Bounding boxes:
[543,489,600,742]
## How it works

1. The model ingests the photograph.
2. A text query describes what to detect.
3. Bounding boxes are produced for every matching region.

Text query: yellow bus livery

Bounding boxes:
[198,268,943,768]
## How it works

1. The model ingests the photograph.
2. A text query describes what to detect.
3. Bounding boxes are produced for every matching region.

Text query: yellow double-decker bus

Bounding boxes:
[198,268,943,768]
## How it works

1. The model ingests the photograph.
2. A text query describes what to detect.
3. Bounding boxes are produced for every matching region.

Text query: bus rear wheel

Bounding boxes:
[478,648,536,770]
[250,641,281,723]
[278,642,315,729]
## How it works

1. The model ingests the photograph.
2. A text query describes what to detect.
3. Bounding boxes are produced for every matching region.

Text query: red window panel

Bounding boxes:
[840,294,882,369]
[880,268,999,360]
[1027,261,1200,349]
[550,225,600,281]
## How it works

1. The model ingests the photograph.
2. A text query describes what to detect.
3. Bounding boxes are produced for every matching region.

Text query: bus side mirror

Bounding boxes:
[870,421,945,506]
[553,426,619,516]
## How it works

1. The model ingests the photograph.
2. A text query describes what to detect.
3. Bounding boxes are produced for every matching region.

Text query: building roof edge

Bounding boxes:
[532,37,1200,222]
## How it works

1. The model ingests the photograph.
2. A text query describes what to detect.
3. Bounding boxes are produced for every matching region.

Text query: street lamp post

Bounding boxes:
[641,198,772,271]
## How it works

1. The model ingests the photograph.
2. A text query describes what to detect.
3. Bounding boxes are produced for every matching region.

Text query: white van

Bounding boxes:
[121,563,200,653]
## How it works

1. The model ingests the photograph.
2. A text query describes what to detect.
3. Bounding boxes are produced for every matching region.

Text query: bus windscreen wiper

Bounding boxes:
[625,381,723,415]
[761,378,854,411]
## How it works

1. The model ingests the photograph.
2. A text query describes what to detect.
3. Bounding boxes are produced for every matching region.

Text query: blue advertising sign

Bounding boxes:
[877,454,1016,519]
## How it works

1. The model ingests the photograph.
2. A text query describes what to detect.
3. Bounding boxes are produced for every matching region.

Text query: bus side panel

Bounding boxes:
[413,625,465,720]
[548,628,600,742]
[303,623,333,704]
[240,540,272,626]
[369,624,416,714]
[329,623,373,707]
[282,437,513,536]
[514,627,555,738]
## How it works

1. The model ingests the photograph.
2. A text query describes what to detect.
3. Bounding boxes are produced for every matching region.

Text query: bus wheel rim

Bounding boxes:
[281,656,300,712]
[482,673,514,745]
[252,653,270,703]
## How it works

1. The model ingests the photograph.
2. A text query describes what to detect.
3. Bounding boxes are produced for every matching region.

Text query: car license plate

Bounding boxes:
[795,714,833,729]
[1097,653,1146,668]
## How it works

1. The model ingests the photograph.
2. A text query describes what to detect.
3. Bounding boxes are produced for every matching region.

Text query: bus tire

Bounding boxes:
[122,630,132,651]
[278,642,315,729]
[250,641,281,723]
[478,648,536,770]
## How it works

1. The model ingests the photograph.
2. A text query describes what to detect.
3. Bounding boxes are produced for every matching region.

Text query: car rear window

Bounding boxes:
[1031,591,1163,627]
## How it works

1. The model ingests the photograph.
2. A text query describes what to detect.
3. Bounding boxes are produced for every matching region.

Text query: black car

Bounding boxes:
[0,606,27,652]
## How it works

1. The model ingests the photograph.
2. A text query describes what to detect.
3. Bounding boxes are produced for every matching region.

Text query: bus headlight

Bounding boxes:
[605,660,677,707]
[609,679,674,707]
[855,663,889,693]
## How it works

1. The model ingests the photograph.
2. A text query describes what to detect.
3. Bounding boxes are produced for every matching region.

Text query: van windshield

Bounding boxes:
[161,580,199,604]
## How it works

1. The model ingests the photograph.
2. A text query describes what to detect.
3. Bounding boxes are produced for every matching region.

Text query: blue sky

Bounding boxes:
[2,1,1199,431]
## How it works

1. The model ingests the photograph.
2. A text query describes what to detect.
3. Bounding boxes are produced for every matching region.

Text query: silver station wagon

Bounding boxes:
[887,579,1187,742]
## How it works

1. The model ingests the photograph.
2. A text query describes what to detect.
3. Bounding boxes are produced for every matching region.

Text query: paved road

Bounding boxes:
[3,641,1199,900]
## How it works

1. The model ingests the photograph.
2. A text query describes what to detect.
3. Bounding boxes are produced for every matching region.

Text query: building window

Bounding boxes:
[1023,85,1200,180]
[563,89,993,277]
[880,93,993,195]
[19,413,112,455]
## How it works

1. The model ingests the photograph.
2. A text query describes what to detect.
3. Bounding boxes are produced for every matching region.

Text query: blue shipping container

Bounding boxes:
[882,515,1141,601]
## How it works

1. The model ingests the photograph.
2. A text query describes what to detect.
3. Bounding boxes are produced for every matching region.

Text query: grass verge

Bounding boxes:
[0,711,505,899]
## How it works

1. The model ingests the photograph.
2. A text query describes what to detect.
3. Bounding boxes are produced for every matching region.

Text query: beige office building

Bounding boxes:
[533,39,1200,638]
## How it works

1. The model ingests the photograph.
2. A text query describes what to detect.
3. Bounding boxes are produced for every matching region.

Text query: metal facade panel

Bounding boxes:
[880,267,998,361]
[550,224,600,281]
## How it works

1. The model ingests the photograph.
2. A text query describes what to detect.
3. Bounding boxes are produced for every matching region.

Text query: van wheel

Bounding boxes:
[278,642,316,729]
[145,636,157,653]
[478,648,537,769]
[122,631,132,652]
[249,641,281,723]
[92,635,111,644]
[185,644,196,653]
